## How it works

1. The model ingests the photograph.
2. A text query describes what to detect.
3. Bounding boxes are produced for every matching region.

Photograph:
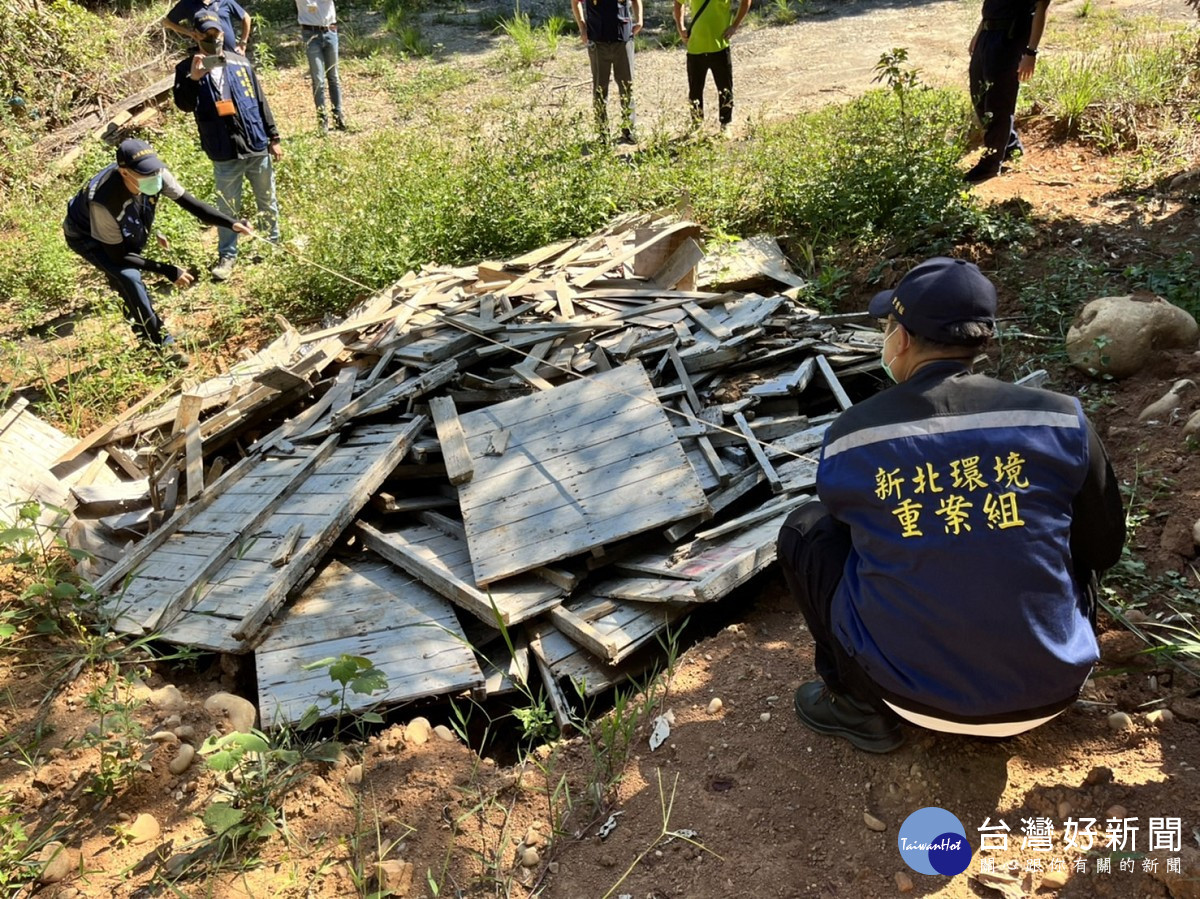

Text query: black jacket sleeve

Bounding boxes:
[173,56,201,113]
[173,190,239,230]
[98,241,182,280]
[1070,419,1126,576]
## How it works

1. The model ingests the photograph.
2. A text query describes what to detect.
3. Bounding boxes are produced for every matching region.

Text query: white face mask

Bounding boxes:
[880,326,899,383]
[137,173,163,196]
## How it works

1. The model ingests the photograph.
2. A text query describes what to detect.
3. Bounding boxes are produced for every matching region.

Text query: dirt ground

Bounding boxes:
[5,1,1200,897]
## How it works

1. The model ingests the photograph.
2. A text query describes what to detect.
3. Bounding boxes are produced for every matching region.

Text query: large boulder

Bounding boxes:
[1066,295,1198,379]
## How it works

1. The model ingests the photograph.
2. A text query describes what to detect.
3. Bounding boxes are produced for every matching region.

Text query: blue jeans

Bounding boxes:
[212,154,279,260]
[304,30,343,119]
[65,232,168,345]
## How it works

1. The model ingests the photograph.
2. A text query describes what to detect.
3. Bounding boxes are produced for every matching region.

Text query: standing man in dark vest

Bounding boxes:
[964,0,1049,183]
[173,11,283,282]
[163,0,251,57]
[62,139,250,365]
[571,0,642,145]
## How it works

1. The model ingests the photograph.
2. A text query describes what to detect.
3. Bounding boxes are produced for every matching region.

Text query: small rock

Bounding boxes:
[374,859,413,896]
[547,860,559,875]
[524,824,548,849]
[168,743,195,775]
[1106,805,1128,820]
[203,692,257,733]
[433,725,456,743]
[1107,711,1134,732]
[1083,766,1114,786]
[1138,379,1196,422]
[148,685,186,712]
[894,870,914,892]
[1185,410,1200,439]
[127,813,160,845]
[863,812,887,832]
[1056,801,1073,820]
[1124,609,1148,624]
[1041,869,1069,889]
[759,712,771,723]
[37,842,74,884]
[519,846,540,867]
[707,698,723,715]
[163,714,182,728]
[345,764,363,785]
[1193,516,1200,547]
[405,717,431,745]
[1146,709,1174,726]
[148,730,179,745]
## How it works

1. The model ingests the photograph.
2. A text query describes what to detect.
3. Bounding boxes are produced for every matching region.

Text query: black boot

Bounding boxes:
[794,682,905,753]
[963,152,1003,184]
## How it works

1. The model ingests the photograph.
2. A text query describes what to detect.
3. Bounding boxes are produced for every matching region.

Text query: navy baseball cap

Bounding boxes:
[868,257,996,344]
[115,139,163,175]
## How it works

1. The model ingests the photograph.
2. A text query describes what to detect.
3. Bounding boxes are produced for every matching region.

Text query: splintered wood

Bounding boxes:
[8,213,886,727]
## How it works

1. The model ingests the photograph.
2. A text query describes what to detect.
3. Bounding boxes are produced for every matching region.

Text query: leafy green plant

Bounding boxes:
[79,673,152,802]
[298,653,389,741]
[0,793,68,894]
[0,501,91,638]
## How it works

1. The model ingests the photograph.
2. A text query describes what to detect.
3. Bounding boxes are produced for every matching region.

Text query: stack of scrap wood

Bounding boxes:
[14,213,886,728]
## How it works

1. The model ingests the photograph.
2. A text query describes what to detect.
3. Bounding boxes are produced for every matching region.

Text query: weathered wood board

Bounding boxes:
[548,593,691,664]
[456,364,710,585]
[353,519,564,627]
[99,420,423,652]
[255,555,484,726]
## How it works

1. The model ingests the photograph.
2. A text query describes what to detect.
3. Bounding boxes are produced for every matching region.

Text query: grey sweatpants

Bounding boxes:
[588,40,636,136]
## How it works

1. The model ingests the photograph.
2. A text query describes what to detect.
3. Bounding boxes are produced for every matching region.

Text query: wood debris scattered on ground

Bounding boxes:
[1,213,886,728]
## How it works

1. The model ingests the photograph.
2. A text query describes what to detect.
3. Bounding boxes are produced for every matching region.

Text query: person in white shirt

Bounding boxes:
[296,0,346,133]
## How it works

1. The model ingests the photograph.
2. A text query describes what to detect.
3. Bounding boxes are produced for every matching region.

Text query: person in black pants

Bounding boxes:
[673,0,752,136]
[62,139,251,365]
[964,0,1049,183]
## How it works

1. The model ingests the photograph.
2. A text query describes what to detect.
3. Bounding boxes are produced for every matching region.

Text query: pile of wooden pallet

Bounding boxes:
[5,214,886,729]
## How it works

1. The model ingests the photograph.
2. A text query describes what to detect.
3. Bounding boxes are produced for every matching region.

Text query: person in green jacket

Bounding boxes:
[673,0,752,135]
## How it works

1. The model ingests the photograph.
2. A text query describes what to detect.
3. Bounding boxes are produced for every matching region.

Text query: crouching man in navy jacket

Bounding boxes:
[778,257,1125,753]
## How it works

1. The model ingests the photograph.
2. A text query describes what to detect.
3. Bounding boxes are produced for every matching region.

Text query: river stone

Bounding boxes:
[1185,410,1200,438]
[863,812,887,832]
[519,846,541,867]
[1146,709,1174,726]
[1107,711,1134,732]
[1138,379,1196,422]
[203,692,257,733]
[169,743,195,775]
[128,813,160,845]
[1066,295,1199,379]
[148,685,186,712]
[37,842,74,884]
[706,697,723,714]
[405,717,432,744]
[345,764,363,785]
[433,724,457,742]
[894,871,914,893]
[1041,868,1069,889]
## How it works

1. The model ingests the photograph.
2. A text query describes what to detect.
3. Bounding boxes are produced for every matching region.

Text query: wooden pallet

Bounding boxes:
[255,555,485,726]
[455,364,710,585]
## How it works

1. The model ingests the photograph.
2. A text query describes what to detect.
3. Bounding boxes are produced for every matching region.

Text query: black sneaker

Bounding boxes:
[793,682,905,754]
[963,155,1003,185]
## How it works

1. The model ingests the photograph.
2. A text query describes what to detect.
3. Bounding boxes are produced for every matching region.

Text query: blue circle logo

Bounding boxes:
[897,807,972,876]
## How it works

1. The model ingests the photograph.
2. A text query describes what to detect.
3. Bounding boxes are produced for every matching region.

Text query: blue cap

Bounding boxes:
[868,257,996,344]
[115,138,163,175]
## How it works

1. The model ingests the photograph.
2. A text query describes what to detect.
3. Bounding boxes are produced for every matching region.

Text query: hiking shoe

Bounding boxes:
[211,256,236,281]
[963,155,1002,185]
[793,682,905,754]
[159,337,190,367]
[334,113,348,132]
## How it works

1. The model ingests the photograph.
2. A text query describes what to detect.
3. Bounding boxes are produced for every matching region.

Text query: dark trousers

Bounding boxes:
[776,502,895,715]
[968,25,1030,162]
[65,234,167,345]
[686,47,733,125]
[588,40,636,136]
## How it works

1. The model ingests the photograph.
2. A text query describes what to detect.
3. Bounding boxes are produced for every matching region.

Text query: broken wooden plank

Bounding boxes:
[734,412,782,494]
[815,353,854,411]
[428,395,474,486]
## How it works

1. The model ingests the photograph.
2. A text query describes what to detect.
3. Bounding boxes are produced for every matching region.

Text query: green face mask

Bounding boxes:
[880,327,898,383]
[138,173,163,196]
